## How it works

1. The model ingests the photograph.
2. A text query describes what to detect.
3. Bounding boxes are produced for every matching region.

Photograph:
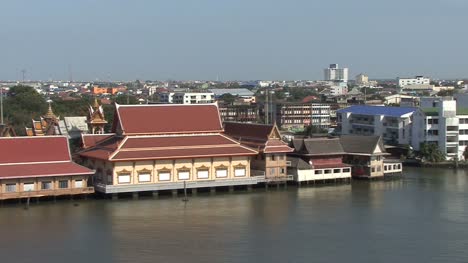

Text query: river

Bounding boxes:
[1,167,468,263]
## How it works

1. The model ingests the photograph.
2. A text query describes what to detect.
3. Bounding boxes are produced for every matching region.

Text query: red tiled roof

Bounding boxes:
[301,96,319,103]
[112,146,256,161]
[79,134,257,161]
[121,135,236,149]
[224,122,272,140]
[0,162,94,179]
[0,136,71,164]
[82,134,115,148]
[313,163,350,169]
[114,103,223,135]
[224,122,293,153]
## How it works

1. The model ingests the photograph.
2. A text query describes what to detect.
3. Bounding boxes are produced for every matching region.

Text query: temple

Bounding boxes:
[26,103,62,136]
[87,98,107,134]
[79,103,261,196]
[0,136,94,200]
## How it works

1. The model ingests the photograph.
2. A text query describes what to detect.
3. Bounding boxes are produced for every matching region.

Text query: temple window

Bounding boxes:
[178,169,190,180]
[138,169,152,183]
[158,170,171,181]
[117,173,131,184]
[234,165,246,177]
[215,166,228,178]
[197,168,209,179]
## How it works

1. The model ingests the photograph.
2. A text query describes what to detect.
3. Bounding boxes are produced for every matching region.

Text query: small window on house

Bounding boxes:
[23,182,35,192]
[271,155,276,161]
[324,169,332,174]
[5,184,16,192]
[41,181,52,190]
[280,168,285,174]
[371,167,376,173]
[343,168,350,173]
[75,180,83,188]
[58,180,69,189]
[314,170,323,174]
[333,169,341,173]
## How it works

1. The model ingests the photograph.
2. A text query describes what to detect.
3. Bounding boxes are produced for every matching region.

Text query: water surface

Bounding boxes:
[1,167,468,263]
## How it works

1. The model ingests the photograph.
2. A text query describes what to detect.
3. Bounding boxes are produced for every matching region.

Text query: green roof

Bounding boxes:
[457,108,468,115]
[422,108,438,116]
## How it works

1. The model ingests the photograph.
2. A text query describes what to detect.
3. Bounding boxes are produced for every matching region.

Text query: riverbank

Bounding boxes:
[403,159,468,169]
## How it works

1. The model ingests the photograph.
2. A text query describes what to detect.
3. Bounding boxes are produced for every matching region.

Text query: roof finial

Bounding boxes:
[44,101,57,119]
[93,97,100,109]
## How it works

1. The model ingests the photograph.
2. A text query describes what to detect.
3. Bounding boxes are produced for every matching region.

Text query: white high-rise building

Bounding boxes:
[324,64,349,82]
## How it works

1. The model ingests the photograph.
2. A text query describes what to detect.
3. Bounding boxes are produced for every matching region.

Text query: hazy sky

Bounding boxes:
[1,0,467,81]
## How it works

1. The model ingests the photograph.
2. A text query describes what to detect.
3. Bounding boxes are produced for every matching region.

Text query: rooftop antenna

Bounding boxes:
[68,64,73,82]
[21,69,26,83]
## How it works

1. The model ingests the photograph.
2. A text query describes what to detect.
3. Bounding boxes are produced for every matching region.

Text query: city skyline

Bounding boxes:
[1,0,468,81]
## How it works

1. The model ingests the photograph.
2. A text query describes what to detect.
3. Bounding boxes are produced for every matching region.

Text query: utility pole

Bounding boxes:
[0,86,3,124]
[265,88,269,124]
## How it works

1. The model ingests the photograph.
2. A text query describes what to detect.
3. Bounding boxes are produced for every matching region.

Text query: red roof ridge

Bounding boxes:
[0,160,71,166]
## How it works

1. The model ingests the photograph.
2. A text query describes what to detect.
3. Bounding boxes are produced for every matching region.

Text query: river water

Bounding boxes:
[1,167,468,263]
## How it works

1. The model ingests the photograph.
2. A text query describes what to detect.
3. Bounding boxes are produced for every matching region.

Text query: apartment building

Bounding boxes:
[159,92,214,104]
[218,104,259,123]
[411,97,468,160]
[275,103,331,131]
[337,105,417,145]
[324,64,348,82]
[398,76,430,87]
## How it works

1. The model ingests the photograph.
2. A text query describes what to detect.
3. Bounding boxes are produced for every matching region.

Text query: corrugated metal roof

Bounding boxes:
[210,88,254,97]
[337,105,416,117]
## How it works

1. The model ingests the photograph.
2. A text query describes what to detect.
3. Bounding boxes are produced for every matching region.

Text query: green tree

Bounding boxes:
[4,85,47,135]
[115,94,138,105]
[419,142,446,163]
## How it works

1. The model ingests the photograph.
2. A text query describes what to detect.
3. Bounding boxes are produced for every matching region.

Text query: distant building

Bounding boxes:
[324,64,349,82]
[218,104,259,123]
[0,136,94,201]
[398,76,430,87]
[159,92,214,104]
[355,73,369,85]
[276,103,331,132]
[337,105,417,145]
[92,85,127,95]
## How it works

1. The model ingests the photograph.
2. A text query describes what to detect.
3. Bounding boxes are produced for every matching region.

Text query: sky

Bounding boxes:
[1,0,468,81]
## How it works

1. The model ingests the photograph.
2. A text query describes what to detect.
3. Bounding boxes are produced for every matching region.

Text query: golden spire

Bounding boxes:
[93,97,100,109]
[44,102,57,119]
